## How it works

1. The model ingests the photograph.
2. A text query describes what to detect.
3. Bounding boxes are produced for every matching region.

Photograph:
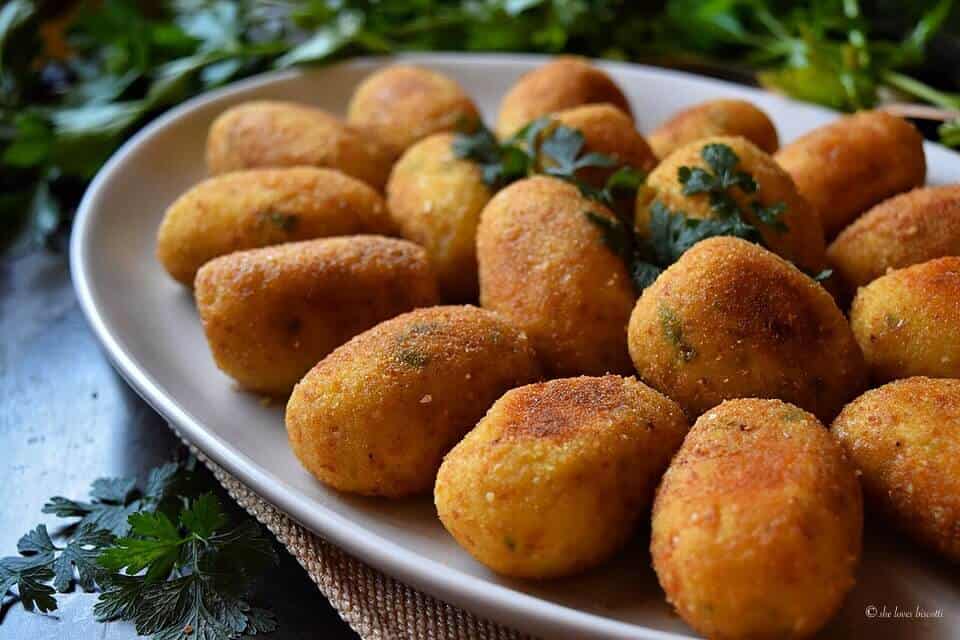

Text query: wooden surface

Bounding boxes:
[0,249,357,639]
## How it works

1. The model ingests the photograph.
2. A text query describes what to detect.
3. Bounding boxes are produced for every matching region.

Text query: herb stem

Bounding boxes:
[884,70,960,111]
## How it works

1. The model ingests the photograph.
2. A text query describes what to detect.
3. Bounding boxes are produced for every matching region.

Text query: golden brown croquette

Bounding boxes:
[628,236,865,421]
[194,236,438,396]
[550,103,657,184]
[285,306,542,497]
[496,57,632,139]
[832,377,960,562]
[639,136,827,275]
[435,375,688,579]
[157,167,394,285]
[828,185,960,292]
[775,110,926,238]
[386,133,492,301]
[850,256,960,381]
[477,176,636,377]
[205,101,393,190]
[648,98,779,159]
[652,398,862,639]
[347,64,480,158]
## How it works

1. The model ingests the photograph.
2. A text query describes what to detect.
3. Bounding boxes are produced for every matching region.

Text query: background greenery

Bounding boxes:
[2,0,959,254]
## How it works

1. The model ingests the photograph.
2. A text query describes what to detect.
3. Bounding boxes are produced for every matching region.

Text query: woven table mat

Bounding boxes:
[183,441,532,640]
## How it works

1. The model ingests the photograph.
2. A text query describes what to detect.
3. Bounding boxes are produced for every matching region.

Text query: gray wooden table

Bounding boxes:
[0,249,357,639]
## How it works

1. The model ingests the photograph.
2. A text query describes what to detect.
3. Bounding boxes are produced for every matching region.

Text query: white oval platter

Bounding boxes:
[71,53,960,639]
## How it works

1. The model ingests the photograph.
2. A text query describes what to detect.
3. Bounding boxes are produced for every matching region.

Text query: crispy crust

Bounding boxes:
[648,99,779,159]
[285,305,542,497]
[157,167,394,285]
[652,398,862,639]
[832,377,960,561]
[347,64,480,158]
[828,185,960,292]
[628,236,866,421]
[850,256,960,381]
[775,110,926,238]
[477,176,636,376]
[194,236,438,395]
[640,135,827,274]
[205,101,393,190]
[496,56,632,139]
[436,375,687,578]
[386,133,492,301]
[551,103,657,183]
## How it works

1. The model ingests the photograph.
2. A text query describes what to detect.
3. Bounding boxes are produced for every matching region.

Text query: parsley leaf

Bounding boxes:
[453,117,634,195]
[52,524,114,592]
[677,143,774,229]
[539,124,616,178]
[95,494,278,640]
[584,142,794,293]
[43,462,178,536]
[2,459,277,640]
[0,523,106,611]
[648,200,760,265]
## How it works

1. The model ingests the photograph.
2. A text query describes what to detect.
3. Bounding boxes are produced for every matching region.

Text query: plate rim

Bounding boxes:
[71,51,898,640]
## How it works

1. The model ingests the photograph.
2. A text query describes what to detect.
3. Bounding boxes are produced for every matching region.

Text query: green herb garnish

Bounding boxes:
[583,142,789,292]
[452,117,626,194]
[2,2,958,253]
[0,458,278,640]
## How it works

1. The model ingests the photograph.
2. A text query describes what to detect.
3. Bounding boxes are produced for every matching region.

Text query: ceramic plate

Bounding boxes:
[71,53,960,639]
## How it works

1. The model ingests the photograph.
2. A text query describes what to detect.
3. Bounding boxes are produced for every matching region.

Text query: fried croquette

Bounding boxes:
[648,98,779,160]
[205,101,393,190]
[347,64,480,158]
[828,185,960,292]
[157,167,394,285]
[386,133,492,301]
[639,136,827,274]
[849,256,960,381]
[652,398,863,639]
[285,306,542,497]
[550,104,656,185]
[496,57,632,139]
[194,236,438,396]
[775,110,926,238]
[832,377,960,561]
[477,176,635,377]
[627,236,866,421]
[435,375,688,579]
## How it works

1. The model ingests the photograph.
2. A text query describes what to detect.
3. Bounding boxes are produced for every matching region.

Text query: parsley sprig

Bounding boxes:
[456,124,795,292]
[0,459,278,640]
[2,1,958,253]
[452,117,626,194]
[586,143,790,292]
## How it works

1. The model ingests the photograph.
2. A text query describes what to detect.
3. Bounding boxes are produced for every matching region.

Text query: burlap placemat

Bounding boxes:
[187,446,532,640]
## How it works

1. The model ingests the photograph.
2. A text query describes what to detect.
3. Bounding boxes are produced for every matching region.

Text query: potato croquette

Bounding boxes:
[551,104,657,185]
[347,64,480,158]
[285,306,542,497]
[639,136,827,274]
[652,399,862,640]
[386,133,492,301]
[828,185,960,292]
[205,101,393,190]
[156,167,394,285]
[435,375,688,579]
[648,99,779,160]
[628,237,865,421]
[775,110,926,238]
[194,236,438,396]
[477,177,635,377]
[849,257,960,381]
[496,57,632,139]
[832,377,960,561]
